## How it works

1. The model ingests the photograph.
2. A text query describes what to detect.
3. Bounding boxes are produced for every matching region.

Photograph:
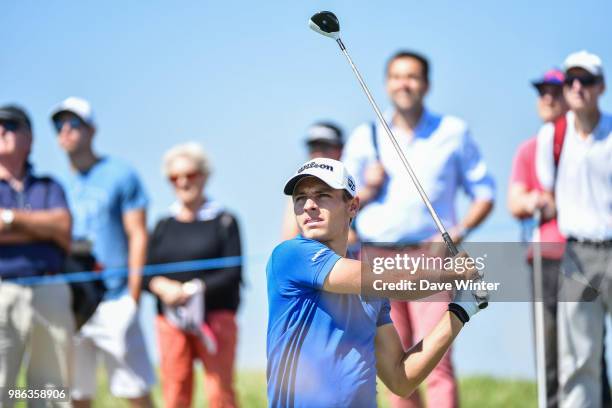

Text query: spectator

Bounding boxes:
[51,97,154,408]
[508,67,610,408]
[342,50,495,407]
[507,68,567,407]
[536,51,612,408]
[145,142,242,408]
[281,122,344,240]
[0,105,74,406]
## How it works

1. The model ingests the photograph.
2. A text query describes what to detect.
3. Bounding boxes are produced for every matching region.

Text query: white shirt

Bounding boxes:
[536,111,612,240]
[169,200,224,221]
[341,109,495,243]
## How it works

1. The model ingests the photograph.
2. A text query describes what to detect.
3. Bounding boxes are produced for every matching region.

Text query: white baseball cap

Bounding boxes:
[50,96,96,127]
[284,158,356,197]
[563,50,604,77]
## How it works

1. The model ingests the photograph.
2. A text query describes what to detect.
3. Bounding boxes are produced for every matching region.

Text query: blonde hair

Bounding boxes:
[162,142,211,177]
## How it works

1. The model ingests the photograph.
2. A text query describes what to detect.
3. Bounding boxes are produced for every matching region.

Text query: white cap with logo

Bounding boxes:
[563,50,604,77]
[50,96,96,127]
[284,158,356,197]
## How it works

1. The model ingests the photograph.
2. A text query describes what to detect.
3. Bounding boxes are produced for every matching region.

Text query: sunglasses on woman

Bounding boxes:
[168,171,202,184]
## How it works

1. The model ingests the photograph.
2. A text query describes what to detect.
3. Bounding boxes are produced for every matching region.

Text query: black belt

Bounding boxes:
[567,237,612,247]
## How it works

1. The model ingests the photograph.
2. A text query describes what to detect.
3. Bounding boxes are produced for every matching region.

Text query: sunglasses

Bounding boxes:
[54,117,83,133]
[564,74,601,88]
[536,85,563,98]
[307,141,340,153]
[168,171,202,184]
[0,120,20,132]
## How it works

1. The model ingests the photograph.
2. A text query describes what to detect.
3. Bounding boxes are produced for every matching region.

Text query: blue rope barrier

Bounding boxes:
[7,255,245,286]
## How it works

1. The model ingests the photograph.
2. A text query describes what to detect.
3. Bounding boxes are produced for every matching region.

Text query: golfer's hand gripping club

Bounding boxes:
[309,11,488,309]
[449,287,484,325]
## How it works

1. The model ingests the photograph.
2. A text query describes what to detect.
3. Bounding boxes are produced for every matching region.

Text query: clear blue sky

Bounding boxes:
[3,0,612,377]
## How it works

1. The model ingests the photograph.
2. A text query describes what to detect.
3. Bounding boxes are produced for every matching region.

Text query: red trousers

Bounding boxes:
[389,296,458,408]
[362,244,457,408]
[157,311,238,408]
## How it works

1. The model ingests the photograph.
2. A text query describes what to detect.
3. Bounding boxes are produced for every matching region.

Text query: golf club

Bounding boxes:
[532,209,547,408]
[309,11,488,309]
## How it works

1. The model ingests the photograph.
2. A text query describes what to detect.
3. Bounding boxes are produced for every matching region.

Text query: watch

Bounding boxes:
[1,209,15,228]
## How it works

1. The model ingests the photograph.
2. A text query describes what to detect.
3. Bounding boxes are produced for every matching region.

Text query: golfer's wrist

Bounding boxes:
[448,303,469,325]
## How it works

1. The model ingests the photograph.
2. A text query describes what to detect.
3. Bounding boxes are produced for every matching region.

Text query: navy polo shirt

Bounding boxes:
[0,169,68,279]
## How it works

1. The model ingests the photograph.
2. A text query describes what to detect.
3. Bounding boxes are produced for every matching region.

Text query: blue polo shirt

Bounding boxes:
[61,157,148,298]
[0,169,68,279]
[266,237,392,408]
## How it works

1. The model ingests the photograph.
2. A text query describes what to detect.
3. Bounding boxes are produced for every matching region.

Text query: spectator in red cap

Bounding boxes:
[508,68,567,407]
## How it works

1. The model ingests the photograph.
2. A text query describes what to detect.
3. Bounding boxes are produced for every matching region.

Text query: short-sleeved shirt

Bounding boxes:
[342,109,495,243]
[536,111,612,240]
[266,237,392,408]
[510,137,565,259]
[62,157,148,298]
[0,169,68,278]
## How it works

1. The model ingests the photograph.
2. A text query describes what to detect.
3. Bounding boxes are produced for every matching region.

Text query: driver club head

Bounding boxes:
[309,11,340,39]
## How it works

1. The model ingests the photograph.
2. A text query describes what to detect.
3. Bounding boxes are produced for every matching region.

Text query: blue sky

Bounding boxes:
[3,1,612,377]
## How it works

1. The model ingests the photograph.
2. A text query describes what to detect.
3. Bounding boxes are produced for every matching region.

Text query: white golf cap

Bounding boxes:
[284,158,356,197]
[563,50,604,77]
[50,96,96,127]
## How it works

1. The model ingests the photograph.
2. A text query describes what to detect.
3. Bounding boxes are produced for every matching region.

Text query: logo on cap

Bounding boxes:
[298,161,334,174]
[347,176,356,193]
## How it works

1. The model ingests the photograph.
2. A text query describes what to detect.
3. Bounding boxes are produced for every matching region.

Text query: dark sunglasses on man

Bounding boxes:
[53,117,83,133]
[307,141,340,153]
[0,119,21,132]
[564,74,602,88]
[535,85,563,98]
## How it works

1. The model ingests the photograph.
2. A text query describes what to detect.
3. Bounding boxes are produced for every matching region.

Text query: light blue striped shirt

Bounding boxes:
[342,109,495,243]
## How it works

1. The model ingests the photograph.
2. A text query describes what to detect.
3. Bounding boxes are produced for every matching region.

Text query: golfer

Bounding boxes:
[266,158,485,407]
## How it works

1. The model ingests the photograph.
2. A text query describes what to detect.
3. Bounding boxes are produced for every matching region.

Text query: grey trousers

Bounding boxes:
[558,242,612,408]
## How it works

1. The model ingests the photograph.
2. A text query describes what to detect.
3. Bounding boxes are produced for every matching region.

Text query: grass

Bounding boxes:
[11,367,536,407]
[87,369,536,407]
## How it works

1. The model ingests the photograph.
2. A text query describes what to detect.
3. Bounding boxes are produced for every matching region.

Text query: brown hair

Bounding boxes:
[386,50,430,83]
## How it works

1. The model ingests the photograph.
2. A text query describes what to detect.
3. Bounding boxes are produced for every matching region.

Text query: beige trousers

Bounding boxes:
[0,281,74,408]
